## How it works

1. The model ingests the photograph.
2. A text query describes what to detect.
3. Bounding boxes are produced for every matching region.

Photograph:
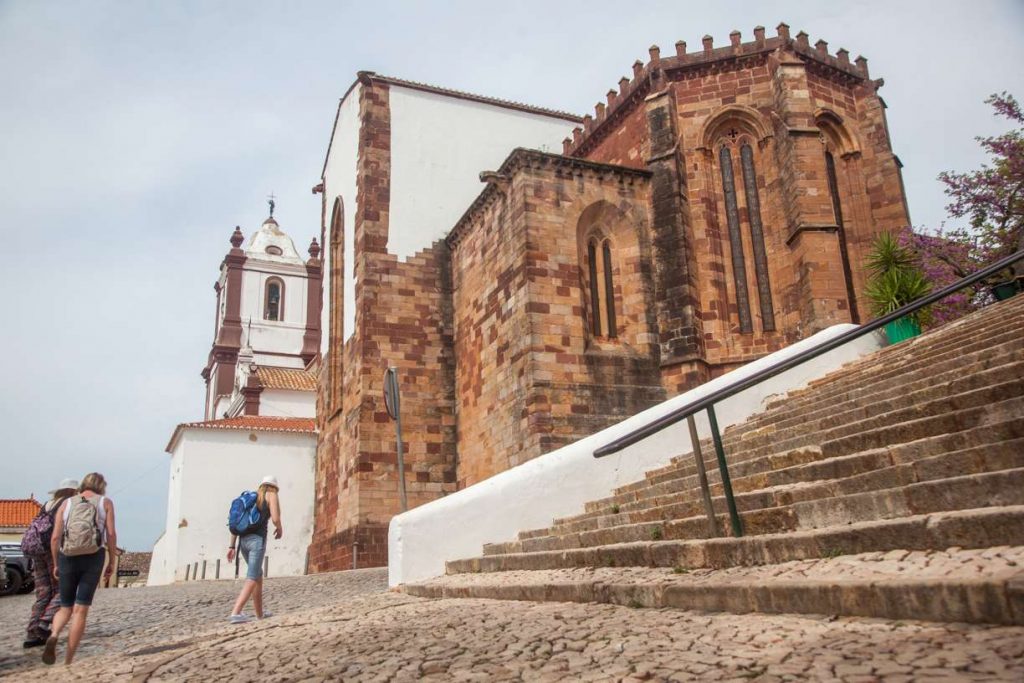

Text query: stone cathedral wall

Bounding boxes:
[309,25,912,572]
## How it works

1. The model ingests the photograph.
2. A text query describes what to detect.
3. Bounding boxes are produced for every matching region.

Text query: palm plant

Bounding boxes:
[864,232,932,330]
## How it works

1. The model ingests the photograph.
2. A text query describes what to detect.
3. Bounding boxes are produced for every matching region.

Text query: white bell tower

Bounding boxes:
[202,201,322,419]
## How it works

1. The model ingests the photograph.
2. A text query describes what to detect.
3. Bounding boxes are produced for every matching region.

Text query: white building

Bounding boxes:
[149,209,321,586]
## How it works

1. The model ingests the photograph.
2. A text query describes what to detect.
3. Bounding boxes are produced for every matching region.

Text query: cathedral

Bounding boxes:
[309,24,911,573]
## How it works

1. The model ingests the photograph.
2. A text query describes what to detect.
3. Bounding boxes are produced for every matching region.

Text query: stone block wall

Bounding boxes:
[448,151,666,486]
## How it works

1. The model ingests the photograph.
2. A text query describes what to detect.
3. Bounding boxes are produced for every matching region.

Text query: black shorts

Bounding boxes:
[58,550,106,607]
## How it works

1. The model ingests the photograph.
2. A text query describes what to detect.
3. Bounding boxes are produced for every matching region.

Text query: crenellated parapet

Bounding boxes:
[564,22,876,159]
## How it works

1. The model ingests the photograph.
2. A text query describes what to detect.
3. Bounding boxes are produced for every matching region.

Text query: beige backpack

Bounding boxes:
[62,496,103,556]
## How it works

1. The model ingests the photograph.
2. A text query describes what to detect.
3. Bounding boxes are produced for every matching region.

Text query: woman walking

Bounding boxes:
[42,473,117,666]
[22,478,78,649]
[227,475,282,624]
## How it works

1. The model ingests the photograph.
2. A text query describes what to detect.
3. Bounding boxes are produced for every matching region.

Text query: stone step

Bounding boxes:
[615,343,1024,500]
[411,546,1024,624]
[776,295,1024,406]
[495,456,1024,557]
[725,311,1024,444]
[537,428,1024,541]
[524,395,1024,543]
[725,345,1024,455]
[615,410,1024,521]
[580,378,1024,518]
[452,505,1024,575]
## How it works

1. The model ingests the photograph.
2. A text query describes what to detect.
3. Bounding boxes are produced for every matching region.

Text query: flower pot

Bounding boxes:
[884,317,921,344]
[991,279,1022,301]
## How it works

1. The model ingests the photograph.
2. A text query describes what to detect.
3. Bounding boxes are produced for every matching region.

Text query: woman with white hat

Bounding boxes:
[226,475,282,624]
[22,478,78,649]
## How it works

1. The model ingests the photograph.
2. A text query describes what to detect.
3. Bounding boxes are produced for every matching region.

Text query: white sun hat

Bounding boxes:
[260,475,279,489]
[49,478,79,495]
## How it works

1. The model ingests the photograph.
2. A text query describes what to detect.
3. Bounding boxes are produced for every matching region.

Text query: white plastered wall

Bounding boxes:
[147,429,316,585]
[388,325,886,586]
[387,87,575,261]
[322,83,361,347]
[259,389,315,419]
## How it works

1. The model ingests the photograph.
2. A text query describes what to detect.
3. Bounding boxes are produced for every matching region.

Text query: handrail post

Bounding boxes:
[687,415,720,537]
[707,405,743,537]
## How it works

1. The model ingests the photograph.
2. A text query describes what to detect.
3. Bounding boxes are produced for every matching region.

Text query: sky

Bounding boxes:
[1,0,1022,550]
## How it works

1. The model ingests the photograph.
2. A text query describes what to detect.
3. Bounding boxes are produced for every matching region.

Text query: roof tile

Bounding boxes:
[0,498,42,528]
[255,366,318,392]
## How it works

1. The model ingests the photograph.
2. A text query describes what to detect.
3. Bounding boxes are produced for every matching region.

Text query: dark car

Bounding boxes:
[0,543,34,596]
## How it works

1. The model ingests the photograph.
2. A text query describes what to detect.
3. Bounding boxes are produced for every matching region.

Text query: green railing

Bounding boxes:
[594,249,1024,538]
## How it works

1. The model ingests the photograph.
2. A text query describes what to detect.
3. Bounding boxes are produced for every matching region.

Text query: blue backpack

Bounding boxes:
[227,491,261,536]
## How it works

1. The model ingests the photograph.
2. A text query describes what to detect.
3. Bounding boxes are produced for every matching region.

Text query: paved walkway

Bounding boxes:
[2,568,1022,681]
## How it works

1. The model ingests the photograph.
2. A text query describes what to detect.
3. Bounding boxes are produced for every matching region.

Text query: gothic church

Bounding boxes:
[308,24,910,572]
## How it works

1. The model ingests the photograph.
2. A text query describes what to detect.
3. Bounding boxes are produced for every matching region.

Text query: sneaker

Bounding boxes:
[228,614,251,624]
[257,611,274,619]
[23,637,47,649]
[41,637,57,665]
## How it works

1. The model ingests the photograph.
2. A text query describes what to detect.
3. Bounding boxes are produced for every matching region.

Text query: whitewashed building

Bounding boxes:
[148,210,321,585]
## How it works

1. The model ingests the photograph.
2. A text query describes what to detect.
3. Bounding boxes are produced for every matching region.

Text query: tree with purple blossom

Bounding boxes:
[902,92,1023,326]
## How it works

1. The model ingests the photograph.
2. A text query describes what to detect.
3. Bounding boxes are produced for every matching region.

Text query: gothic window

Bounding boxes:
[587,240,602,336]
[718,143,754,334]
[602,240,617,339]
[585,236,618,339]
[739,143,776,331]
[328,198,344,411]
[717,130,777,335]
[825,150,860,323]
[264,278,284,321]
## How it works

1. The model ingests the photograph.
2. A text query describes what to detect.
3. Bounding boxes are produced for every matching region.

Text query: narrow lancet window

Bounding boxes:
[588,240,602,336]
[719,145,753,333]
[826,151,860,323]
[739,144,776,332]
[602,240,617,338]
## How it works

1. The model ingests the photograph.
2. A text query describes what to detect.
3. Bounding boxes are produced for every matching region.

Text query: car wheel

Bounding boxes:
[0,568,21,597]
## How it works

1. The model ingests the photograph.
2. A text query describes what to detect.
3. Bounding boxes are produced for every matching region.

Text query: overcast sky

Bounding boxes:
[2,1,1022,550]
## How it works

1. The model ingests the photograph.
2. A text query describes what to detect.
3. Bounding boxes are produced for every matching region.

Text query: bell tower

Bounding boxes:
[202,204,322,419]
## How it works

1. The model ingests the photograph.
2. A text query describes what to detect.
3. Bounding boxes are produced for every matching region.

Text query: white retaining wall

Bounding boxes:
[388,324,885,586]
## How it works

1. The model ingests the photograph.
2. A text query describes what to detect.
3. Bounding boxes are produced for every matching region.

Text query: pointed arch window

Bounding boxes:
[825,150,860,324]
[328,197,344,411]
[717,132,776,334]
[264,278,284,321]
[586,236,618,339]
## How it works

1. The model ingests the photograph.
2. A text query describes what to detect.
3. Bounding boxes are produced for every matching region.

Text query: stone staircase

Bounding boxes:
[404,295,1024,624]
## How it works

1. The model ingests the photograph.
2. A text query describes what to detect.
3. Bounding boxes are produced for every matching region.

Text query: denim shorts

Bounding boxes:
[239,534,266,580]
[57,550,106,607]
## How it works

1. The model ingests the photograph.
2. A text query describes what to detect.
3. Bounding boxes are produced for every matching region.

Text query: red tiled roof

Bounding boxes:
[166,416,316,453]
[255,366,318,392]
[0,498,41,528]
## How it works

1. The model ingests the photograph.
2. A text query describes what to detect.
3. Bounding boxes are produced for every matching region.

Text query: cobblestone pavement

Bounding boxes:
[2,568,1023,681]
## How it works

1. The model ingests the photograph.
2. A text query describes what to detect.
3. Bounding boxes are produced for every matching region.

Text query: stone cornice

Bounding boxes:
[445,149,652,249]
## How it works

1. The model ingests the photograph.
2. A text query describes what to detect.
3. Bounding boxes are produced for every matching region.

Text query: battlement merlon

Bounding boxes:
[445,148,652,249]
[567,22,879,159]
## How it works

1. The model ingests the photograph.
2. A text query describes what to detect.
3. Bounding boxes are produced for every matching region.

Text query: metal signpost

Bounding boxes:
[383,367,408,512]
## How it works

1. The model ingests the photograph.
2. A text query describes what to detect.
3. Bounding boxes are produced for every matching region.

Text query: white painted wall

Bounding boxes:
[387,325,886,586]
[322,83,361,346]
[148,428,316,585]
[388,88,575,261]
[259,389,315,419]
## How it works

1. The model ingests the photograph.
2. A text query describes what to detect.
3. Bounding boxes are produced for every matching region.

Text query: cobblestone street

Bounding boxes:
[2,568,1023,681]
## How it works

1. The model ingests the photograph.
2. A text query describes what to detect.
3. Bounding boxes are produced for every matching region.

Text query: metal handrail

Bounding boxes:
[594,249,1024,536]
